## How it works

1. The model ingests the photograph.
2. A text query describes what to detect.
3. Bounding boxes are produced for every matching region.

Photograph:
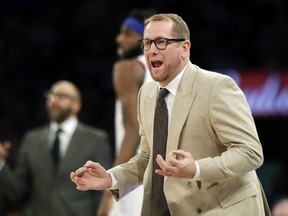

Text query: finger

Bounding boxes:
[75,180,88,191]
[166,150,185,167]
[155,168,173,177]
[171,149,188,158]
[74,167,87,176]
[70,172,76,182]
[76,185,88,191]
[155,155,175,175]
[155,169,166,176]
[84,160,94,166]
[84,160,100,169]
[70,172,74,182]
[167,152,180,166]
[172,150,193,161]
[155,154,169,170]
[74,175,91,191]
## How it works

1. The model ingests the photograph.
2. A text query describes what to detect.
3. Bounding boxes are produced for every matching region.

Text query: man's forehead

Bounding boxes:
[52,83,75,93]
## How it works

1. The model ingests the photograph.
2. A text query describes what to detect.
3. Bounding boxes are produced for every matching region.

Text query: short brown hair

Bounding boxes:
[144,13,190,40]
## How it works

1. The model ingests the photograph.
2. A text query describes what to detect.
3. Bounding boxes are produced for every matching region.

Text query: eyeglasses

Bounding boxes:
[44,91,78,101]
[138,38,185,51]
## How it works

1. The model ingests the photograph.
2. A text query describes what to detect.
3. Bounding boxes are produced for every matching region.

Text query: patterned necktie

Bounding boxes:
[51,128,62,168]
[151,88,171,216]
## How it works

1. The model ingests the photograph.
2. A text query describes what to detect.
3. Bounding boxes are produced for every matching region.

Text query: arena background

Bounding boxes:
[0,0,287,210]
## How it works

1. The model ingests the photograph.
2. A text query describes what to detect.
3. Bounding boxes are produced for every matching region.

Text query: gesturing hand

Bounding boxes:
[155,149,196,178]
[0,141,12,159]
[70,160,112,191]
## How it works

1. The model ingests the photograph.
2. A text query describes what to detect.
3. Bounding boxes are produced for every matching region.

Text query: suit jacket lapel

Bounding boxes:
[36,127,55,176]
[166,62,197,155]
[145,83,159,150]
[58,123,81,172]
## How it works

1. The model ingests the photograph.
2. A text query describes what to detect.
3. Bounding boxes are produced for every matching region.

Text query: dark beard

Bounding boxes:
[49,108,72,123]
[121,45,143,60]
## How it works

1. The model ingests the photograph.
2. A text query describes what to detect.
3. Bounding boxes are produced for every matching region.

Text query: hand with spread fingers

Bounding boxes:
[155,149,197,178]
[70,160,112,191]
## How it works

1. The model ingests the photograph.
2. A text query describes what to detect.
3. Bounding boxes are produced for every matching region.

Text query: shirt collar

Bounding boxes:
[159,63,188,96]
[50,117,78,135]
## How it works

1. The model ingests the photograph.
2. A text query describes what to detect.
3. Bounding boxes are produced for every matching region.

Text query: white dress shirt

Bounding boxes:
[49,117,78,159]
[109,63,200,186]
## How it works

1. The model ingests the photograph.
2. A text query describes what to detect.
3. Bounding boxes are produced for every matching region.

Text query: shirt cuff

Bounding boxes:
[107,171,118,188]
[192,161,201,180]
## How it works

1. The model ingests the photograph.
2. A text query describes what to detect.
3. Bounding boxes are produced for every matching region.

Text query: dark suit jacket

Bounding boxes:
[0,122,112,216]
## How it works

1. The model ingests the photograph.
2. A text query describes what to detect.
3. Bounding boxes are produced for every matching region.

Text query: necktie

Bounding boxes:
[151,88,171,216]
[51,128,62,168]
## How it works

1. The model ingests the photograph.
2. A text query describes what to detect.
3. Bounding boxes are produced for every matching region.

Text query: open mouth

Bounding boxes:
[151,60,163,68]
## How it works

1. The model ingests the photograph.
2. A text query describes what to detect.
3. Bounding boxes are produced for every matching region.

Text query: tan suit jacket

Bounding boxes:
[110,62,271,216]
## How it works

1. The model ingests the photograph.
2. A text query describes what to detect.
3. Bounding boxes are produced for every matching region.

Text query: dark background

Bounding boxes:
[0,0,288,212]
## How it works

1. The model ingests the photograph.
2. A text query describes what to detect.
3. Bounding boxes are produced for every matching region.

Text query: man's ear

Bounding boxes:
[73,101,81,114]
[181,40,191,58]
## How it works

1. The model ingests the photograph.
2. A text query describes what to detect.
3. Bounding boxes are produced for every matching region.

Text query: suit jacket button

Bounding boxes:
[197,208,202,213]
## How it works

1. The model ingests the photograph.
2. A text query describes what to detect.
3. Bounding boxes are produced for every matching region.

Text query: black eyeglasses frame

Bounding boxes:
[138,38,186,51]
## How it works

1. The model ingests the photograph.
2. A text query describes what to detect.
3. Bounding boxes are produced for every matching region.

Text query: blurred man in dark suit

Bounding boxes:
[0,80,112,216]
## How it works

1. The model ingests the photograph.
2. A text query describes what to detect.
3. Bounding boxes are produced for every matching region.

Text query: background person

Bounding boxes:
[272,198,288,216]
[0,80,112,216]
[97,8,156,216]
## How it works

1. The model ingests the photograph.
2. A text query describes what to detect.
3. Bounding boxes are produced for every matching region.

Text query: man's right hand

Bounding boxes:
[70,160,112,191]
[0,140,11,159]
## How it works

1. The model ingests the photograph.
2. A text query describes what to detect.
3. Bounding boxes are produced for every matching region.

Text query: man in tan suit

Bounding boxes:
[71,13,271,216]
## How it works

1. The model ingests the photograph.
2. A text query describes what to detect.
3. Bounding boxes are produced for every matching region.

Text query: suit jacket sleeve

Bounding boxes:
[0,132,32,201]
[197,75,263,183]
[108,86,150,200]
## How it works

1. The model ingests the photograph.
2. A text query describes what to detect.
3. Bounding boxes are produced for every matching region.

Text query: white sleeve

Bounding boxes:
[107,171,118,188]
[192,161,201,180]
